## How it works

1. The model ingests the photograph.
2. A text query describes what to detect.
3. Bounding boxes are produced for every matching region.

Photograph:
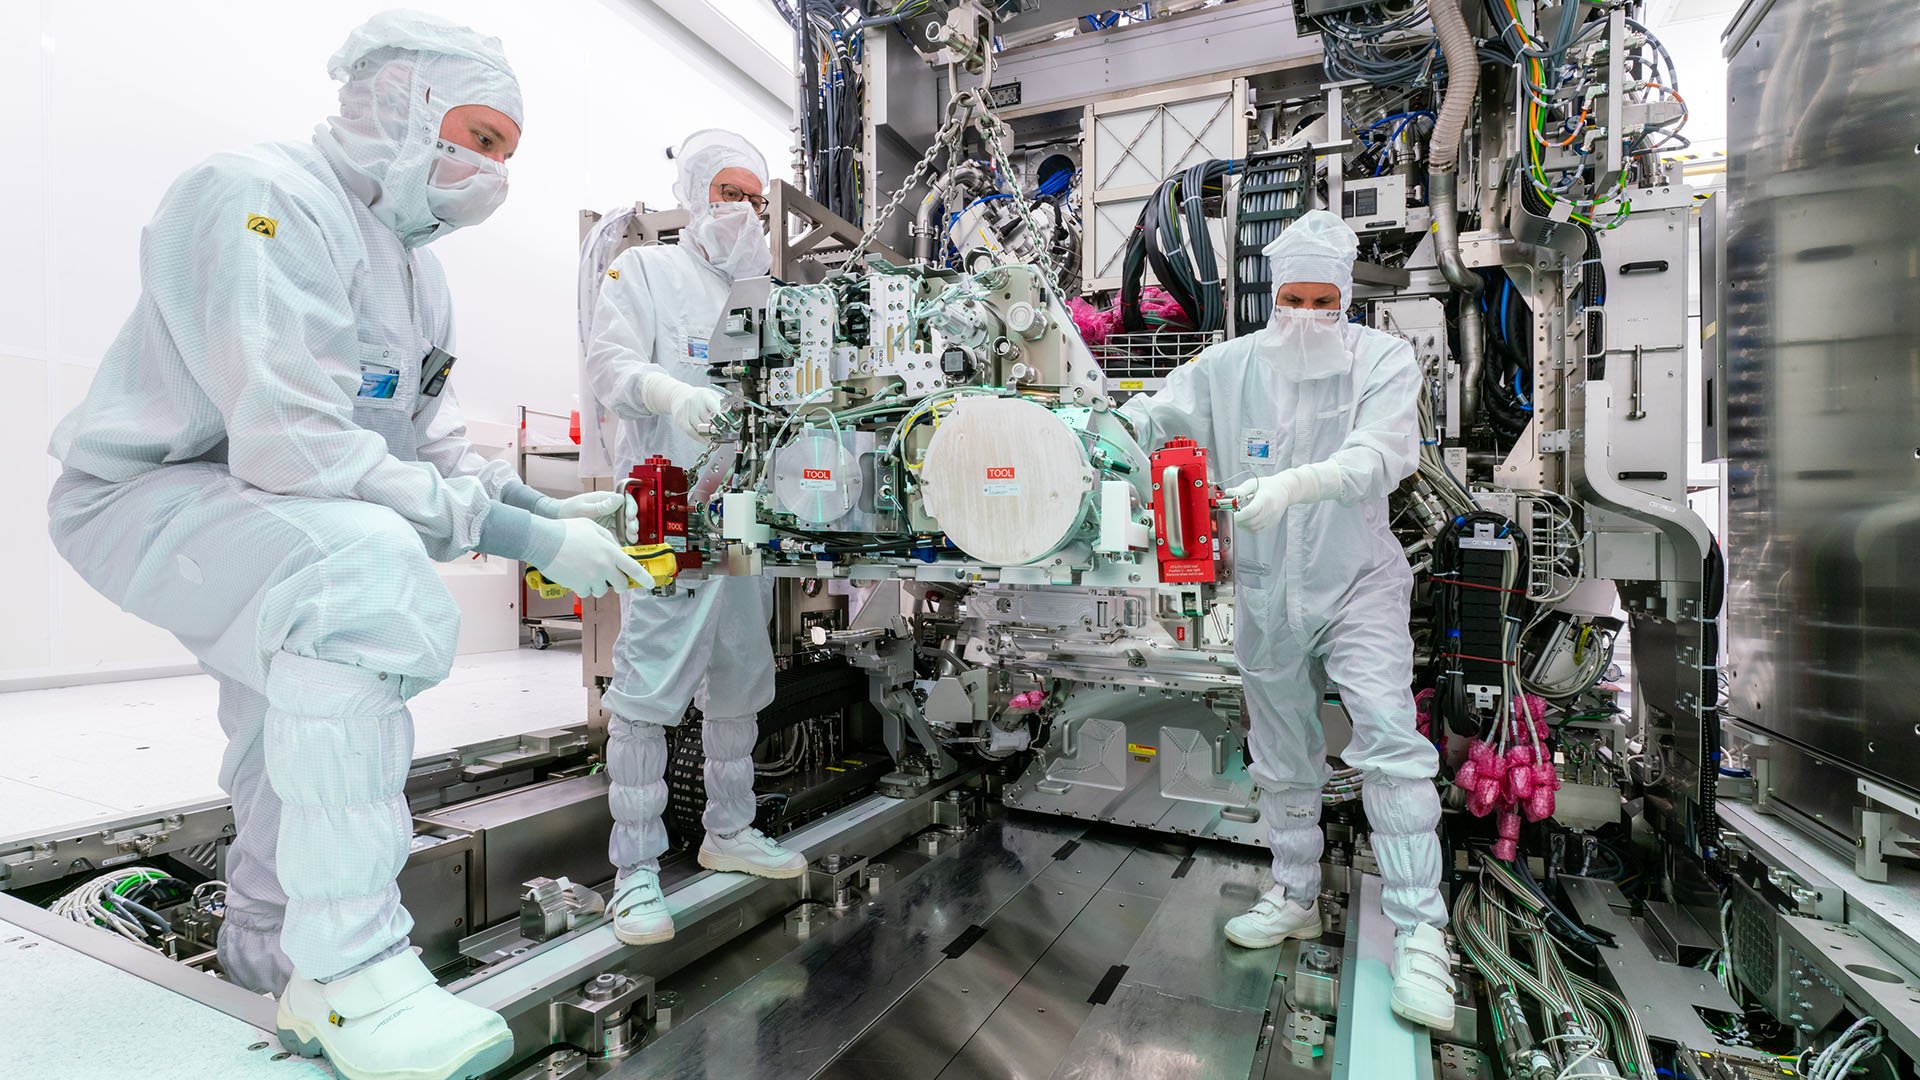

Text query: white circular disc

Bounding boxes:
[919,396,1092,565]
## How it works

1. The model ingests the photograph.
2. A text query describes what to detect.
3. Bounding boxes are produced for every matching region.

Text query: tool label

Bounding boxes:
[246,214,277,238]
[986,467,1016,479]
[800,468,835,491]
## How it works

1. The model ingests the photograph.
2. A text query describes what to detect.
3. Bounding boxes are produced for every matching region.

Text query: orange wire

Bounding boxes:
[1502,0,1534,47]
[1549,110,1589,147]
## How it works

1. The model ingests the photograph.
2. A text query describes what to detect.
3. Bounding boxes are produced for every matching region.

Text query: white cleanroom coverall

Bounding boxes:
[581,130,778,875]
[1119,314,1446,933]
[45,21,594,993]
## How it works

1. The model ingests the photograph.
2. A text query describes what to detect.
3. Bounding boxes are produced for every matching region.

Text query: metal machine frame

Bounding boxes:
[13,3,1920,1079]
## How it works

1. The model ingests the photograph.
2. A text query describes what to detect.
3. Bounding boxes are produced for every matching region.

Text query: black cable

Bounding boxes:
[1699,537,1726,864]
[1121,160,1237,334]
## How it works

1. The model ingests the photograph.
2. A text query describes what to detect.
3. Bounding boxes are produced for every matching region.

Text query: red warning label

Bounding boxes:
[985,467,1017,480]
[802,468,832,481]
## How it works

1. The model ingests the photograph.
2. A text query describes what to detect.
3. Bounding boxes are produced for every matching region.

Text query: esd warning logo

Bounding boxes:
[246,214,278,238]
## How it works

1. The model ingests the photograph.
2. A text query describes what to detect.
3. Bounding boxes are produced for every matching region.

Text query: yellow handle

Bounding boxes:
[524,567,571,599]
[525,545,680,598]
[627,545,681,588]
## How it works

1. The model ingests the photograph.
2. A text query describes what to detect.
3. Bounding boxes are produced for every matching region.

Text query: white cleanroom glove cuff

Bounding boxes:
[538,518,653,599]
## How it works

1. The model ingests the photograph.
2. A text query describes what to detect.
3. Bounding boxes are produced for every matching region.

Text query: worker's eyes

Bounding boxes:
[476,132,494,150]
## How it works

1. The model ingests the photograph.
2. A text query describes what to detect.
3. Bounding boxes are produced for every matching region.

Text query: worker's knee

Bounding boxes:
[269,505,461,685]
[1360,773,1441,836]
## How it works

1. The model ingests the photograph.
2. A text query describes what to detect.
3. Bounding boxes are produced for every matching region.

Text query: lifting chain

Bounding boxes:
[841,88,1071,303]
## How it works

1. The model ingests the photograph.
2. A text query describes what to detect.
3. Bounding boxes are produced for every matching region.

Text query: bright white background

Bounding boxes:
[1,1,792,688]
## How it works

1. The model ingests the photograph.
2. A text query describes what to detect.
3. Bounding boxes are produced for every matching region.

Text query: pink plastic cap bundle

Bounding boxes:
[1007,690,1047,713]
[1522,763,1562,822]
[1067,288,1192,347]
[1492,810,1522,861]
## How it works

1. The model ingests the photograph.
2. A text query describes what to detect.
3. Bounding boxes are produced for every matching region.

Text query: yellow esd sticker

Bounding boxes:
[1118,380,1145,391]
[1128,743,1158,759]
[246,214,278,238]
[608,268,620,280]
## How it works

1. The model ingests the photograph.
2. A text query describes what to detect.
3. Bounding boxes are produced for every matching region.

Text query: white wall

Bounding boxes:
[1,1,791,688]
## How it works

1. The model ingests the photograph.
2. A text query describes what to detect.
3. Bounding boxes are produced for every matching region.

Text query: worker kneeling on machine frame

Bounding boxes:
[1117,210,1455,1032]
[41,11,650,1080]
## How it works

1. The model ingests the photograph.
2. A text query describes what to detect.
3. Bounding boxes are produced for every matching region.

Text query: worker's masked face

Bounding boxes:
[1262,305,1347,379]
[686,201,772,280]
[425,136,510,228]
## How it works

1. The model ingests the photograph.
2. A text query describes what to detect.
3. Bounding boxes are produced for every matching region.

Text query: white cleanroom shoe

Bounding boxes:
[1391,922,1458,1031]
[274,950,512,1080]
[1223,888,1323,949]
[611,868,675,946]
[698,827,809,879]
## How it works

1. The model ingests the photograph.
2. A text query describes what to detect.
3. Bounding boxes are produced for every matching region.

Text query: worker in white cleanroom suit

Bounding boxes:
[46,12,645,1079]
[1117,210,1456,1031]
[582,128,807,949]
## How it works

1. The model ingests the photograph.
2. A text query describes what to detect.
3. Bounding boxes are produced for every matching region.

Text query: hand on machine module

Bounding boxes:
[639,371,729,442]
[524,488,682,599]
[1222,465,1330,533]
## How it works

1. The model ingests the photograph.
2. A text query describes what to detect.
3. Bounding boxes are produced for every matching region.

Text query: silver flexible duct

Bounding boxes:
[1427,0,1486,429]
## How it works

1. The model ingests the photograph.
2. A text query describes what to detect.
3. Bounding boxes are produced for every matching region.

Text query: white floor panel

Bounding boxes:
[0,646,585,838]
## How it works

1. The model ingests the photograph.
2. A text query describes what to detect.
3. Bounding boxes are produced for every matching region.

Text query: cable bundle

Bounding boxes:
[51,867,200,952]
[1317,2,1440,88]
[1427,510,1531,738]
[786,1,869,223]
[1479,270,1534,450]
[1800,1017,1886,1080]
[1454,693,1560,860]
[1120,159,1238,334]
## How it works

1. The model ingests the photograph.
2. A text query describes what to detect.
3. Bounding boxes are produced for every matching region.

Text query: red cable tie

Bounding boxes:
[1439,651,1516,666]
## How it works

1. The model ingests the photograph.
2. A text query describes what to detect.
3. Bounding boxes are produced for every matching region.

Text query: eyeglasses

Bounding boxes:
[718,184,768,214]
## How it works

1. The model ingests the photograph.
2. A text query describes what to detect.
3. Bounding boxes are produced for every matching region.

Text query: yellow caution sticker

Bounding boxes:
[1127,743,1158,759]
[1118,380,1145,391]
[825,766,846,773]
[246,214,277,238]
[608,268,620,280]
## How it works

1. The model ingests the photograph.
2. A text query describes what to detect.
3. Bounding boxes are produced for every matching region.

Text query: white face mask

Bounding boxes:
[686,200,772,279]
[425,137,509,229]
[1261,305,1348,378]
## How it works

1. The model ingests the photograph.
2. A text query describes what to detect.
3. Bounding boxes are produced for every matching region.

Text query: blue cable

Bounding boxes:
[1499,278,1513,340]
[1514,368,1533,412]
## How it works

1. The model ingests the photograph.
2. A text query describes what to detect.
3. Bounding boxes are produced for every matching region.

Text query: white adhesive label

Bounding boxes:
[983,482,1022,497]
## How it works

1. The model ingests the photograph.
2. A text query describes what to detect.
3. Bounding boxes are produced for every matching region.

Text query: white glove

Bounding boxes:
[641,373,726,441]
[539,518,653,598]
[1226,467,1326,533]
[536,491,638,543]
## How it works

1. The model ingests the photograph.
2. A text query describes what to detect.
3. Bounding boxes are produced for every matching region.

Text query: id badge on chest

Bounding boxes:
[358,361,401,399]
[1243,428,1276,464]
